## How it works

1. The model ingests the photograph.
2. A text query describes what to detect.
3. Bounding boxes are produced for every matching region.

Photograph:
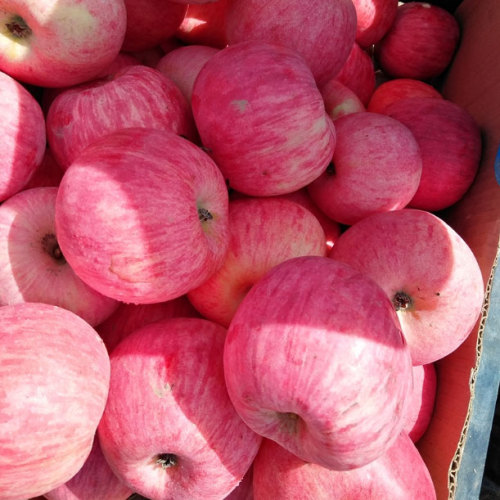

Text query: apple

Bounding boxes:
[307,111,422,226]
[351,0,399,48]
[320,79,366,121]
[0,186,119,326]
[192,41,336,196]
[22,147,65,189]
[46,64,195,170]
[224,255,413,470]
[0,70,46,202]
[224,0,357,87]
[374,1,460,80]
[224,465,253,500]
[187,196,327,327]
[97,295,201,353]
[0,0,127,88]
[329,208,485,365]
[121,0,187,52]
[403,363,437,443]
[253,434,436,499]
[383,96,482,211]
[98,317,262,500]
[55,127,230,304]
[0,302,110,499]
[44,435,133,500]
[367,77,443,114]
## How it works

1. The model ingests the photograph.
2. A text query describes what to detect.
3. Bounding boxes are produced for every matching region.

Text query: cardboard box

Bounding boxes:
[416,1,500,498]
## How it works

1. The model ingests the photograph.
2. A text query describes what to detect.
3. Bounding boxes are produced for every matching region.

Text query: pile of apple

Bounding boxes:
[0,0,486,499]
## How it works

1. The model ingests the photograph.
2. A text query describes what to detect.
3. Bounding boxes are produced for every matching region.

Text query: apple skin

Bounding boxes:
[22,147,65,189]
[329,209,485,366]
[224,255,413,471]
[0,187,119,326]
[224,0,357,87]
[320,79,366,121]
[307,111,422,226]
[44,436,133,500]
[383,96,482,211]
[352,0,399,48]
[187,197,327,328]
[367,78,443,114]
[252,434,436,499]
[224,465,253,500]
[0,70,46,202]
[121,0,187,52]
[375,1,460,80]
[46,65,195,170]
[0,0,127,87]
[97,295,201,353]
[98,317,262,500]
[192,41,336,197]
[0,303,110,500]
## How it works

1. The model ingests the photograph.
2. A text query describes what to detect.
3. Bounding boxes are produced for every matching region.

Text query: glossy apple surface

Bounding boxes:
[352,0,399,48]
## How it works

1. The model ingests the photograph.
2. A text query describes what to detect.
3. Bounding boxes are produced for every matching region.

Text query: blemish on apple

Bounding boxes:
[231,99,249,112]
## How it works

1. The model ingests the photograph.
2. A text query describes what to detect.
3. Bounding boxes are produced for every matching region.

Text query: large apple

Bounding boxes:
[224,255,413,470]
[224,0,357,86]
[0,302,110,499]
[253,434,436,499]
[307,111,422,226]
[329,209,485,365]
[46,64,195,170]
[55,127,230,304]
[98,317,262,500]
[0,187,119,326]
[192,41,336,196]
[187,196,327,327]
[0,0,127,87]
[0,70,46,202]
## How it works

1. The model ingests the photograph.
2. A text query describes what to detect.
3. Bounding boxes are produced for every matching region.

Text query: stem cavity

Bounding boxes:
[5,15,32,40]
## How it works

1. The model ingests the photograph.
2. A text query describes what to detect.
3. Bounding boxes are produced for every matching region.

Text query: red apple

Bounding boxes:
[367,77,443,114]
[187,197,327,327]
[98,317,262,499]
[0,187,119,326]
[0,70,46,202]
[0,0,127,87]
[375,2,460,80]
[0,303,110,499]
[253,434,436,499]
[224,0,357,86]
[44,436,133,500]
[192,41,336,196]
[307,111,422,225]
[329,208,485,365]
[384,96,482,211]
[320,79,366,121]
[55,128,229,305]
[224,255,413,470]
[22,147,65,189]
[46,65,195,170]
[352,0,399,48]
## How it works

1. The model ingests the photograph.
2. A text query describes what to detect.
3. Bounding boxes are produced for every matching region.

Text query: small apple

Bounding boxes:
[320,79,366,121]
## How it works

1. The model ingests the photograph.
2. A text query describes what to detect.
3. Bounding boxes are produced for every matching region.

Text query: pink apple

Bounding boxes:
[224,255,413,470]
[0,303,110,499]
[156,44,219,102]
[187,197,327,327]
[367,77,443,114]
[253,434,436,499]
[384,96,482,211]
[0,70,46,202]
[0,0,127,87]
[307,111,422,226]
[403,363,437,443]
[55,127,229,304]
[0,187,119,326]
[98,317,262,499]
[192,41,336,196]
[46,64,195,170]
[335,42,376,106]
[374,2,460,80]
[97,296,200,353]
[329,209,485,365]
[352,0,399,48]
[44,435,133,500]
[121,0,187,52]
[224,0,357,86]
[22,147,65,189]
[320,79,366,121]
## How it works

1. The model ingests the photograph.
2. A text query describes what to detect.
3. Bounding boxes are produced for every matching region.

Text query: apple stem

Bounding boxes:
[198,207,214,222]
[392,291,413,311]
[6,15,32,40]
[156,453,178,469]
